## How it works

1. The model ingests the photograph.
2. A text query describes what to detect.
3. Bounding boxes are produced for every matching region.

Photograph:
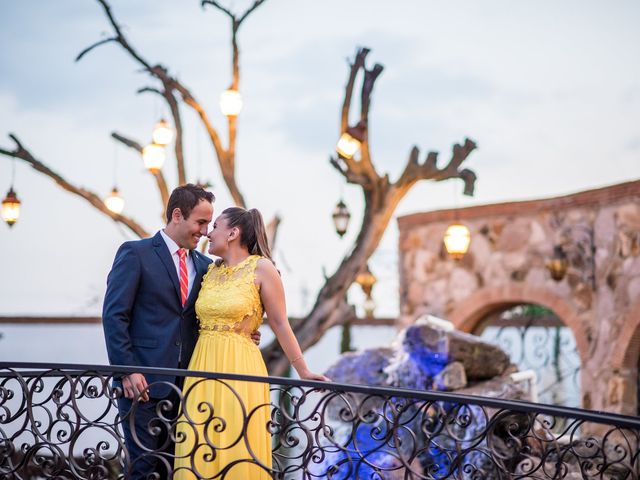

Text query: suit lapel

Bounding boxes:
[152,231,182,304]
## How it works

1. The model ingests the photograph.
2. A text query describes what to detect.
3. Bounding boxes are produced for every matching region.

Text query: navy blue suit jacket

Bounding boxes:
[102,231,212,398]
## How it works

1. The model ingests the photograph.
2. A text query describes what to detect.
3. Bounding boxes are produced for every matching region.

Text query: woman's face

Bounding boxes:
[207,214,234,256]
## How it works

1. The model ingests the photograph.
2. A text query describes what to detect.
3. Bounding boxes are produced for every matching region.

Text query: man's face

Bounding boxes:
[174,200,214,250]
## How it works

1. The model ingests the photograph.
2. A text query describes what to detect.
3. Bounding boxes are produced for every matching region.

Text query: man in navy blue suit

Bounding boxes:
[102,183,216,478]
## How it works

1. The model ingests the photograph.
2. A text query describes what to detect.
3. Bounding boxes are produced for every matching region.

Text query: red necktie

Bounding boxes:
[178,248,188,306]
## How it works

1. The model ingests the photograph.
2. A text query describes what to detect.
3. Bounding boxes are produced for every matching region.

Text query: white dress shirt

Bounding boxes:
[159,229,196,298]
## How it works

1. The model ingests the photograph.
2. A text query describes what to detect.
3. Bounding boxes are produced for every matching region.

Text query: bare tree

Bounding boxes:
[1,0,264,237]
[262,48,477,374]
[0,4,477,375]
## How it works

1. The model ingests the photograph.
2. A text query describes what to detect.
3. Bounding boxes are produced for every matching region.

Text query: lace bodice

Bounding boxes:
[195,255,263,338]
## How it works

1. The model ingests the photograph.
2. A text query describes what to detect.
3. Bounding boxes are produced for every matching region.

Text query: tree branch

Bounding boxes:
[263,48,478,375]
[397,138,478,195]
[75,36,118,62]
[358,63,383,169]
[171,81,246,207]
[84,0,155,72]
[0,134,149,238]
[237,0,267,26]
[360,63,383,123]
[83,0,254,208]
[329,155,371,186]
[111,132,143,153]
[337,48,384,183]
[201,0,267,208]
[201,0,267,27]
[201,0,234,19]
[341,48,369,133]
[82,2,190,191]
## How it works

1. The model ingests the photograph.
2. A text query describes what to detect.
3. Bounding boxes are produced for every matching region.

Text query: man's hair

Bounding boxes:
[165,184,215,223]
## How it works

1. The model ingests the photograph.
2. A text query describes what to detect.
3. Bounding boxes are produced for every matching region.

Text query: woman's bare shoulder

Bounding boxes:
[255,257,278,277]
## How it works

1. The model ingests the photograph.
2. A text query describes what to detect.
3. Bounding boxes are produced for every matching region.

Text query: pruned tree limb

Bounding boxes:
[340,48,369,133]
[338,47,384,184]
[0,134,149,238]
[397,138,478,195]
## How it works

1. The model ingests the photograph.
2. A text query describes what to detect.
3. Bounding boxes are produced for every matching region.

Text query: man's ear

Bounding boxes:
[171,207,183,223]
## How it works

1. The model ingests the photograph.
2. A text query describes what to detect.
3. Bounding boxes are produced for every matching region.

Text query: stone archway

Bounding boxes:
[610,299,640,415]
[397,180,640,412]
[449,284,589,365]
[448,284,590,408]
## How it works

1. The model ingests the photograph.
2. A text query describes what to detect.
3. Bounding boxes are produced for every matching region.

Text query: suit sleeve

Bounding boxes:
[102,242,141,367]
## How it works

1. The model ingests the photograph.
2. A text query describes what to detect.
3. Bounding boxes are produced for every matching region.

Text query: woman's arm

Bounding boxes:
[256,259,329,382]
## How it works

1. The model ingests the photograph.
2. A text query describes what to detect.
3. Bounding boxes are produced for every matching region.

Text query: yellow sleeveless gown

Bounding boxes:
[174,255,272,479]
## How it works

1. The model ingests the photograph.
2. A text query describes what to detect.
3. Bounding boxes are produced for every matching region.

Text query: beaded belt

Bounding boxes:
[199,324,254,343]
[200,324,234,332]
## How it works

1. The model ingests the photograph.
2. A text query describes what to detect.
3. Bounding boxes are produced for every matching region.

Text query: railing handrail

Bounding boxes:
[2,361,639,430]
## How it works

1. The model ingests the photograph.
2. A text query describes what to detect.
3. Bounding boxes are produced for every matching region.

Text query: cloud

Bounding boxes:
[1,0,639,323]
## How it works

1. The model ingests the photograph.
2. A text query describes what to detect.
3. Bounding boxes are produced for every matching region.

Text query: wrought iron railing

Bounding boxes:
[476,311,582,408]
[1,362,639,479]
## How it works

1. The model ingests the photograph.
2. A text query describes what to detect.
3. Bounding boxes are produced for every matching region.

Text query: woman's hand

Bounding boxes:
[299,371,331,382]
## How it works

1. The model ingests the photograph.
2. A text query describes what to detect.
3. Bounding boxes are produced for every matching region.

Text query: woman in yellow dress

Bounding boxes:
[174,207,329,479]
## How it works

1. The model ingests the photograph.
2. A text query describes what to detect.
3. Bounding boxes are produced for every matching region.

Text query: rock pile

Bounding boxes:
[315,317,535,479]
[325,316,528,400]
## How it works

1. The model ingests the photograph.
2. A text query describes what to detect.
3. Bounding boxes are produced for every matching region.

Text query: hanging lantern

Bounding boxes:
[219,88,243,117]
[105,187,125,214]
[1,187,21,227]
[355,264,377,297]
[336,121,366,159]
[332,199,351,237]
[363,295,376,318]
[444,223,471,260]
[152,118,174,146]
[142,143,166,173]
[545,245,568,281]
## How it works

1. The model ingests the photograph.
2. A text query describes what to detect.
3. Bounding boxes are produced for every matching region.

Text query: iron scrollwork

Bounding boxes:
[1,362,639,479]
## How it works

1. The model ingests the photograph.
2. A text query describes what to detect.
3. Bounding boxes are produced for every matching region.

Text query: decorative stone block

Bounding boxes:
[432,361,467,390]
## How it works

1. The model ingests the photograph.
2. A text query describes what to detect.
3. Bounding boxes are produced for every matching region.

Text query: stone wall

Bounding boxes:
[397,180,640,414]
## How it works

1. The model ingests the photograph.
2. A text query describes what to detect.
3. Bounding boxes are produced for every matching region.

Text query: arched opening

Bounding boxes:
[473,303,581,407]
[449,285,588,408]
[611,300,640,415]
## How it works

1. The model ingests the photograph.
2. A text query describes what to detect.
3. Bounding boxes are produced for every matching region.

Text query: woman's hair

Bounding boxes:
[222,207,274,263]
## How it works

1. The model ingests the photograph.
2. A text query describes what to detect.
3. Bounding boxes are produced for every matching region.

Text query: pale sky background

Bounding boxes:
[0,1,639,364]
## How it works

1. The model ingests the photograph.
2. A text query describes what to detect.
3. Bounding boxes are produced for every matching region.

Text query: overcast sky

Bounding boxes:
[1,0,639,320]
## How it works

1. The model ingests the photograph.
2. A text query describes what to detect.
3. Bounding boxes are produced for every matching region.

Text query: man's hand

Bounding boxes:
[122,373,149,402]
[250,329,261,346]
